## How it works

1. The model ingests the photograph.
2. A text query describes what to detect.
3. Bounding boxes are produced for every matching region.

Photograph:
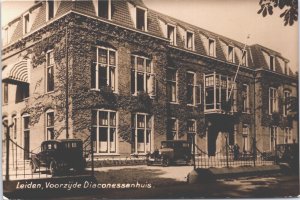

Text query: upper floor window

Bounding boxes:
[3,83,8,104]
[186,31,194,50]
[242,84,249,113]
[98,0,111,19]
[168,118,178,140]
[91,47,117,91]
[283,90,290,116]
[269,126,278,151]
[187,72,201,106]
[131,113,152,154]
[131,55,155,97]
[284,63,289,75]
[270,55,275,71]
[187,119,196,146]
[241,50,248,66]
[208,38,216,57]
[46,111,54,140]
[269,87,278,114]
[46,51,54,92]
[167,68,177,103]
[92,110,117,154]
[47,0,54,21]
[136,7,147,31]
[228,46,234,63]
[167,25,176,45]
[23,13,30,34]
[242,124,250,152]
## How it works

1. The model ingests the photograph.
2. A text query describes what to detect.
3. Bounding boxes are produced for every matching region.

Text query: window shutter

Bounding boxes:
[196,84,201,104]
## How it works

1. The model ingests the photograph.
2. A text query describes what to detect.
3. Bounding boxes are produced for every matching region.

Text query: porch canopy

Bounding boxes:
[2,60,29,84]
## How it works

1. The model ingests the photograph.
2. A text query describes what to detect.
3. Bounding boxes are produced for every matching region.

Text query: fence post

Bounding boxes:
[253,137,256,167]
[225,136,229,168]
[274,136,278,165]
[193,134,196,170]
[5,125,10,181]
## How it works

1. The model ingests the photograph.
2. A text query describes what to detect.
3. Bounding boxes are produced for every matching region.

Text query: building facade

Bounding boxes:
[2,0,298,161]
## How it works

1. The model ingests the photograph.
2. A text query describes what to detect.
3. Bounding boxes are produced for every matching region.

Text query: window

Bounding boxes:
[91,47,117,91]
[241,50,248,66]
[98,0,111,19]
[92,110,117,154]
[131,55,155,97]
[167,25,176,45]
[284,63,289,75]
[3,83,8,104]
[242,84,249,113]
[47,0,54,21]
[167,69,177,103]
[208,38,215,57]
[136,7,147,31]
[269,87,278,114]
[24,13,30,34]
[270,55,275,71]
[131,113,152,154]
[231,83,237,112]
[187,120,196,149]
[46,111,54,140]
[186,31,194,50]
[23,115,30,160]
[168,118,178,140]
[228,46,234,63]
[283,90,290,116]
[284,127,292,144]
[242,124,249,152]
[12,115,17,139]
[187,72,201,106]
[46,51,54,92]
[269,126,278,151]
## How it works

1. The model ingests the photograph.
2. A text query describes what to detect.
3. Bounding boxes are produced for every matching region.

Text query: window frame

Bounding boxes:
[131,55,155,97]
[46,110,55,140]
[91,46,118,92]
[46,50,54,93]
[269,87,278,114]
[186,31,194,51]
[23,12,30,34]
[283,90,290,116]
[208,38,216,57]
[242,84,250,113]
[22,114,30,159]
[3,83,8,104]
[269,55,275,71]
[92,109,118,154]
[269,126,278,151]
[241,49,248,66]
[242,124,249,152]
[46,0,55,21]
[187,71,201,106]
[131,113,153,154]
[167,68,178,103]
[136,6,148,31]
[169,117,178,140]
[167,24,176,46]
[228,45,235,63]
[97,0,112,20]
[284,127,292,144]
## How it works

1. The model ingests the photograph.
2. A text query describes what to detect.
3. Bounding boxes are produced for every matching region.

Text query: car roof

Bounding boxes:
[161,140,188,143]
[41,139,82,145]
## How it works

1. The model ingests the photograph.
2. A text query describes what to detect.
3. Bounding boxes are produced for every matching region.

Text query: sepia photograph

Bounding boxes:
[1,0,299,199]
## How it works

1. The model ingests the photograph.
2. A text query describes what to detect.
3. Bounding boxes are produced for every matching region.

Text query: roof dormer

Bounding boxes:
[128,2,148,31]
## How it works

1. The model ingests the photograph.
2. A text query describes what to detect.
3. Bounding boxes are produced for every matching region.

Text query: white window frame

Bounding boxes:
[283,90,290,116]
[284,62,290,75]
[22,114,30,159]
[92,109,118,155]
[46,0,55,21]
[241,50,248,66]
[228,45,235,63]
[269,126,278,151]
[284,127,292,144]
[269,87,278,114]
[136,6,148,31]
[269,55,275,71]
[167,24,176,46]
[167,68,178,103]
[23,12,30,35]
[131,113,153,154]
[46,50,54,93]
[96,0,112,20]
[242,124,249,152]
[45,110,54,140]
[208,38,216,57]
[187,71,201,106]
[91,46,118,92]
[187,119,197,148]
[186,31,194,51]
[131,55,155,97]
[242,84,249,113]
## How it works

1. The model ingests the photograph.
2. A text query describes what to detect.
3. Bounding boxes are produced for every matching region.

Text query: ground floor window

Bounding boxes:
[269,126,278,151]
[284,127,292,144]
[46,111,54,140]
[23,115,30,160]
[131,113,152,154]
[187,119,196,150]
[92,110,117,154]
[168,118,178,140]
[242,124,249,152]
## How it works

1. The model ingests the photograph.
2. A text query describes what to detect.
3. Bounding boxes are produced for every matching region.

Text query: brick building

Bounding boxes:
[2,0,298,161]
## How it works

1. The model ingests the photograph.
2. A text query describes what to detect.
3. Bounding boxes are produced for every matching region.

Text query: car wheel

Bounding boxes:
[50,160,58,176]
[30,161,37,173]
[162,157,170,167]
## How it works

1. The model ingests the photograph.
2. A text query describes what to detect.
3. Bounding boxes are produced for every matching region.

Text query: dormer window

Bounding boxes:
[284,62,289,75]
[241,50,248,66]
[167,25,176,45]
[98,0,111,19]
[208,38,216,57]
[186,31,194,50]
[47,0,54,21]
[136,7,147,31]
[23,13,30,34]
[270,55,275,71]
[228,46,234,62]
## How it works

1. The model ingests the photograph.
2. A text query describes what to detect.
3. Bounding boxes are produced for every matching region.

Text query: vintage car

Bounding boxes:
[30,139,86,175]
[146,140,193,167]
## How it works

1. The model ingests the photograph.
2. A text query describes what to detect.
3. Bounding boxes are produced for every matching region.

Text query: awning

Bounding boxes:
[2,60,29,84]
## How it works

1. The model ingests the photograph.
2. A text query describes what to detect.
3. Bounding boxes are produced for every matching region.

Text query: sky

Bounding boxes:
[1,0,299,73]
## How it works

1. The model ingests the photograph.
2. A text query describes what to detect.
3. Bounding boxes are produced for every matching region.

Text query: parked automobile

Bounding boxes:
[30,139,86,175]
[146,140,193,167]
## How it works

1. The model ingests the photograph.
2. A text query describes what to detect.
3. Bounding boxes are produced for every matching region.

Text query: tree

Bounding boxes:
[258,0,298,26]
